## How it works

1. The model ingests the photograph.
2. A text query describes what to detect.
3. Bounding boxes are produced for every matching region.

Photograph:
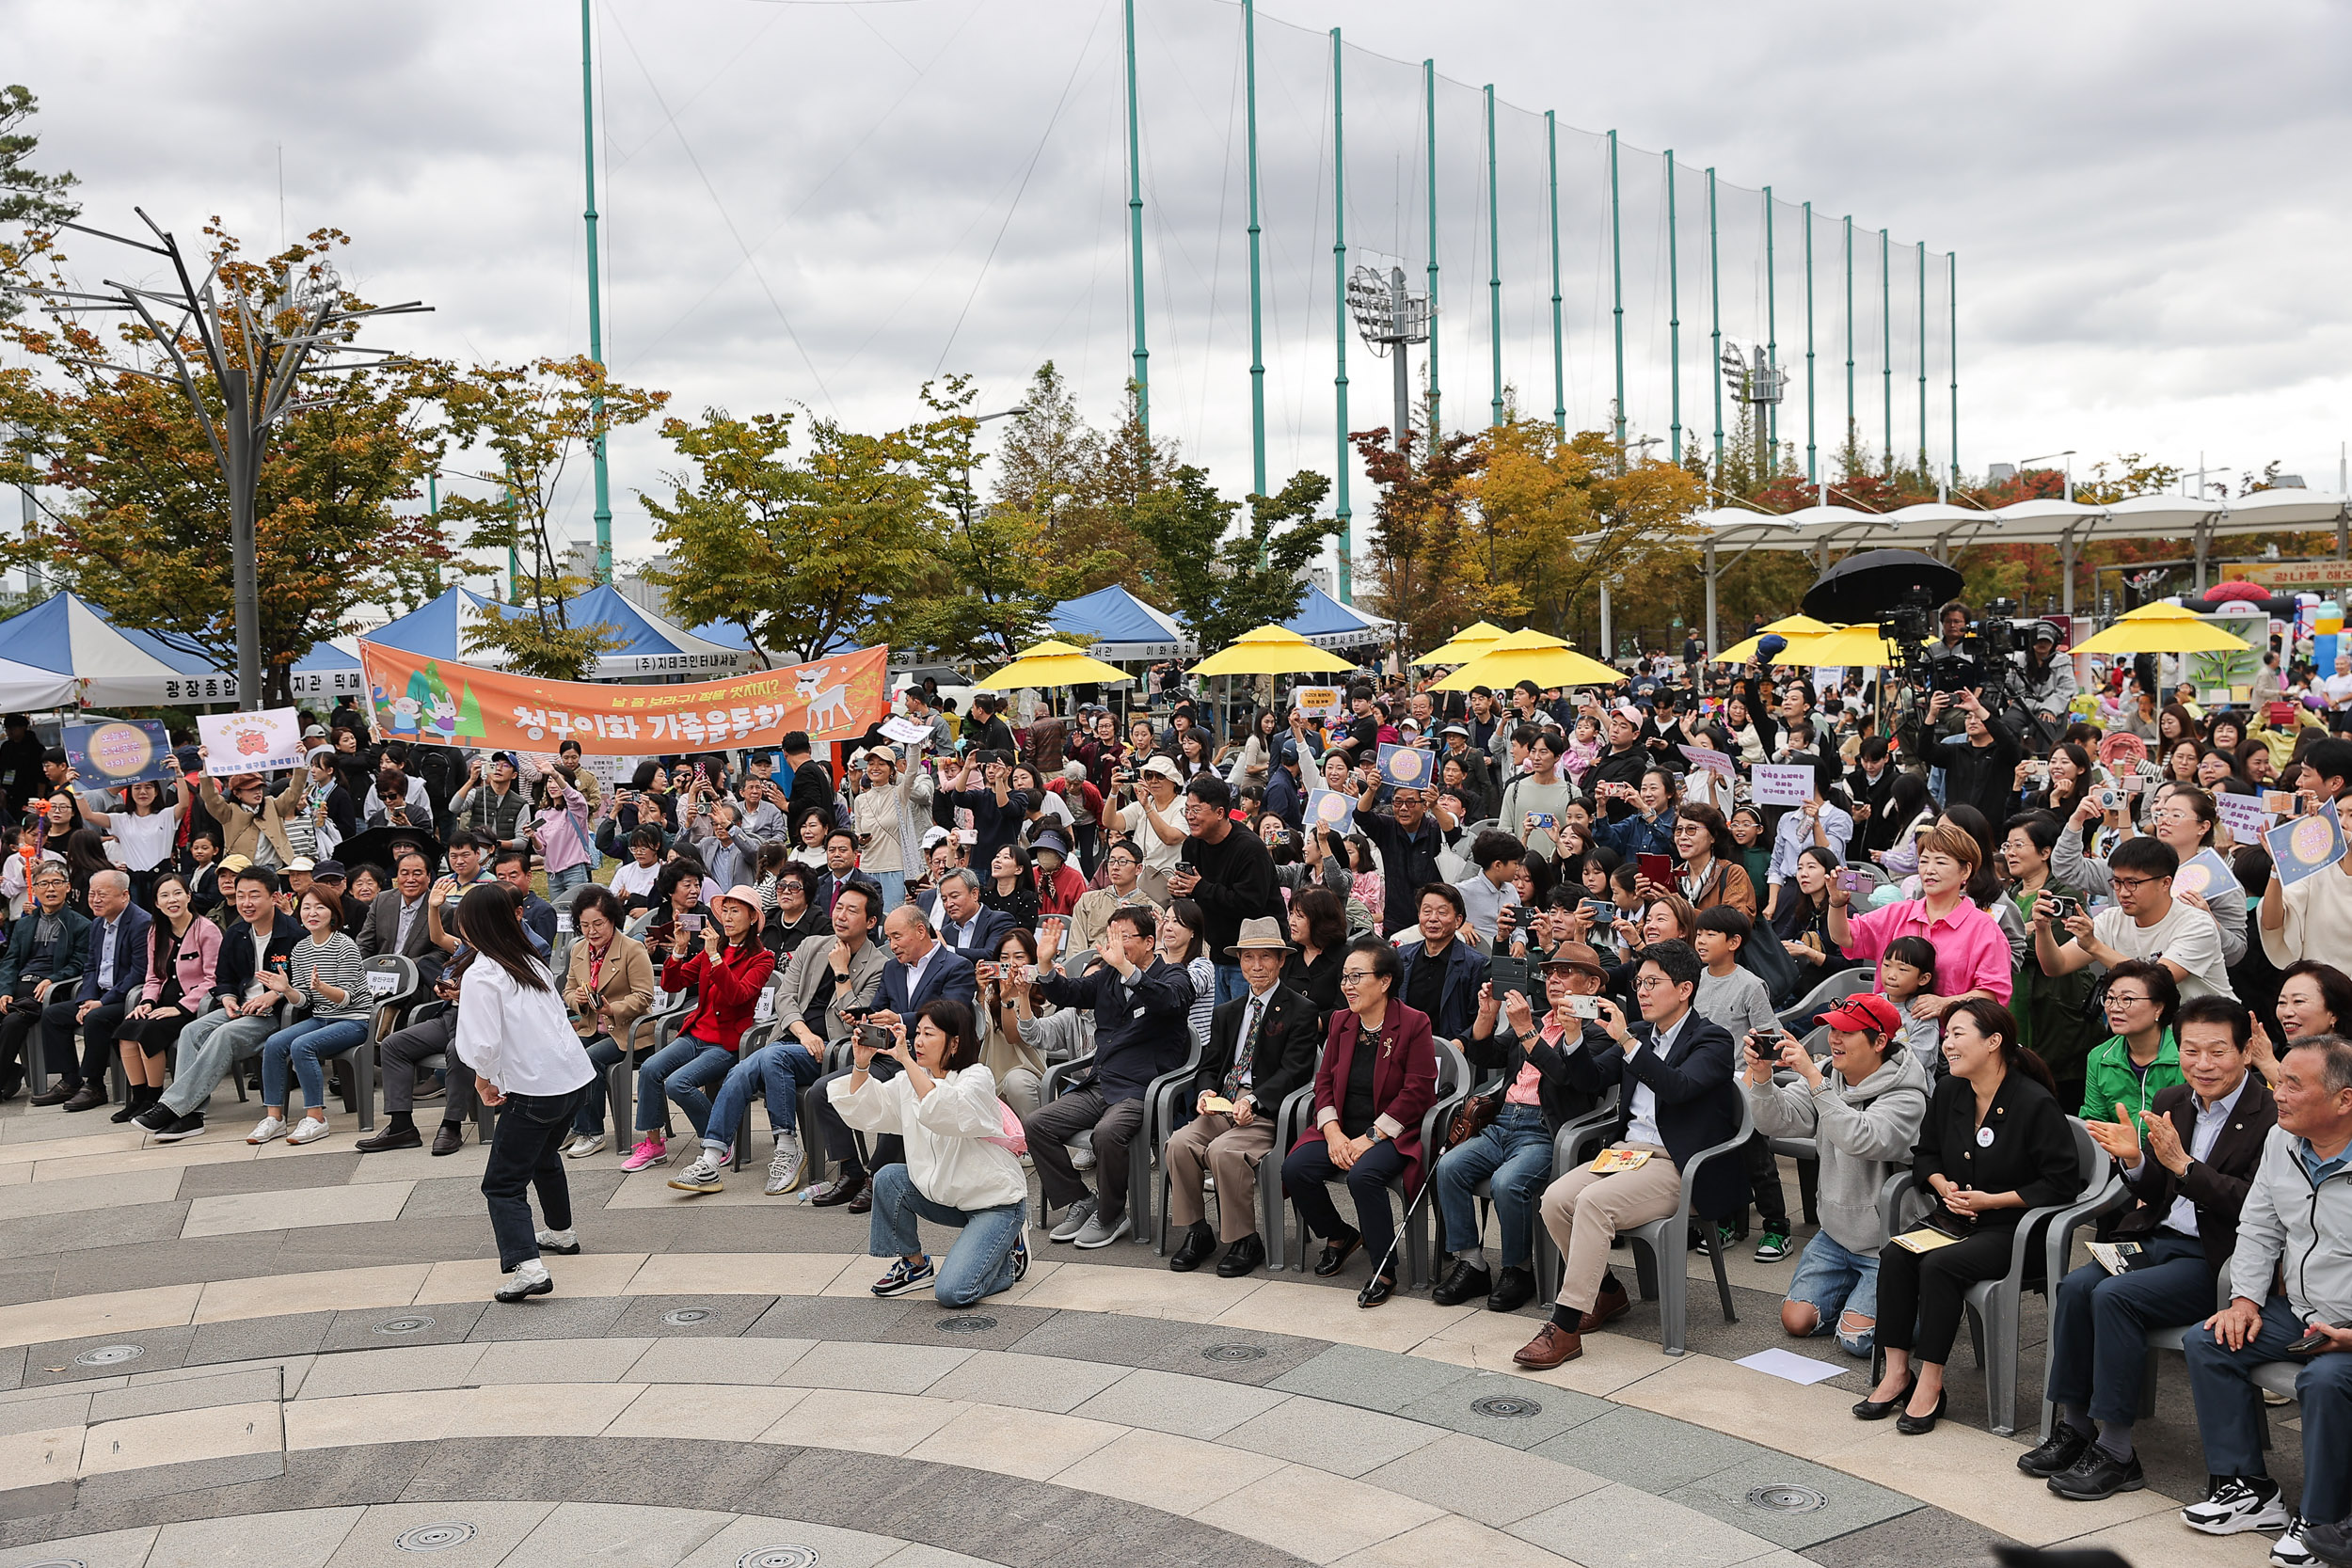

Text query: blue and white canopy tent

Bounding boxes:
[1280,582,1393,655]
[1045,584,1194,662]
[361,584,748,683]
[0,591,364,706]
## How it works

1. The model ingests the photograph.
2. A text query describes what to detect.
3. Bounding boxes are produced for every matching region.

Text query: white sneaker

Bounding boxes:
[668,1152,724,1194]
[2271,1518,2315,1568]
[286,1116,330,1146]
[494,1258,553,1302]
[245,1115,287,1146]
[2185,1477,2292,1536]
[534,1227,580,1255]
[563,1132,607,1160]
[765,1132,803,1196]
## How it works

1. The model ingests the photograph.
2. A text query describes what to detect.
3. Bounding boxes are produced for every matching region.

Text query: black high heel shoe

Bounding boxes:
[1852,1377,1917,1420]
[1895,1387,1947,1435]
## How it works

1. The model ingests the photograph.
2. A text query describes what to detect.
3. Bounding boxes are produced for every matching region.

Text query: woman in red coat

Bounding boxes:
[1281,936,1438,1306]
[621,883,776,1171]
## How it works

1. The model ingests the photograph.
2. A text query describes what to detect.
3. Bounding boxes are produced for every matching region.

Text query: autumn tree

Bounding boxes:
[1124,465,1336,653]
[1353,405,1487,660]
[0,222,463,705]
[437,356,667,680]
[989,367,1169,595]
[642,405,932,667]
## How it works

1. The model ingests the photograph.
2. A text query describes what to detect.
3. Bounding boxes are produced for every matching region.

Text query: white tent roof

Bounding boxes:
[1681,492,2352,556]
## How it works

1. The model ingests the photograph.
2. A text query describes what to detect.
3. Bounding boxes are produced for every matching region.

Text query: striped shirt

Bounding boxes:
[290,932,371,1020]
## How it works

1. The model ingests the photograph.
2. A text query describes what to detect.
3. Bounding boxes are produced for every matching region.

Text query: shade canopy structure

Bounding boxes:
[2072,603,2255,657]
[1414,619,1509,666]
[1635,491,2352,656]
[1431,626,1622,692]
[0,592,365,706]
[1280,582,1392,651]
[976,640,1133,689]
[1772,624,1928,669]
[1189,625,1358,677]
[1714,614,1840,665]
[362,584,745,683]
[1045,584,1193,662]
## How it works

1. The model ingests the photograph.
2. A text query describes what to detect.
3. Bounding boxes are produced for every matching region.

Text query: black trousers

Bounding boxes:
[41,996,125,1087]
[0,980,48,1094]
[482,1087,584,1272]
[1735,1132,1788,1228]
[1876,1223,2034,1365]
[1282,1135,1408,1275]
[811,1065,903,1180]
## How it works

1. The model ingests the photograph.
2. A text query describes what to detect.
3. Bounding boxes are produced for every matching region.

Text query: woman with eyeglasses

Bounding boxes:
[1279,936,1438,1307]
[2074,958,2185,1125]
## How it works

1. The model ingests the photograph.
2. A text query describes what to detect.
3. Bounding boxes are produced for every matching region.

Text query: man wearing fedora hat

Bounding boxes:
[1433,942,1611,1312]
[1166,917,1323,1276]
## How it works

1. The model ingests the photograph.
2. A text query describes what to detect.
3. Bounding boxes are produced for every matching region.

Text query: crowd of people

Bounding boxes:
[1,600,2349,1567]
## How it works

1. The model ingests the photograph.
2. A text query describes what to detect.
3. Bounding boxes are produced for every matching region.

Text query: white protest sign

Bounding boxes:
[881,716,933,746]
[1678,744,1735,780]
[2214,792,2269,845]
[196,707,305,774]
[1751,764,1813,807]
[581,753,634,789]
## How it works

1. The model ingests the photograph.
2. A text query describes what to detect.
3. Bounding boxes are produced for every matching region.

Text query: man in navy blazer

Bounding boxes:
[804,904,977,1212]
[1391,883,1489,1047]
[928,869,1016,963]
[38,869,152,1112]
[1514,937,1746,1369]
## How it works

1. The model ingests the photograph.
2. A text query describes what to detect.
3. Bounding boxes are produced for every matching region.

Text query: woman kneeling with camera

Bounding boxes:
[828,1000,1030,1305]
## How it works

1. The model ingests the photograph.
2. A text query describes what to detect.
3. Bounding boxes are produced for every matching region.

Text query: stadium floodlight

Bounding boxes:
[1347,263,1431,453]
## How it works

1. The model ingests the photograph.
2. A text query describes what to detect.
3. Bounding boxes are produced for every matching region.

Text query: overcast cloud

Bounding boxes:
[7,0,2348,594]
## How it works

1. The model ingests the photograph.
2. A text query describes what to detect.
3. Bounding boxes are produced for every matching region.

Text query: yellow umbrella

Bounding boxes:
[976,639,1131,689]
[1715,613,1839,664]
[1413,619,1510,666]
[1771,623,1928,668]
[2074,607,2251,657]
[1431,626,1621,691]
[1188,624,1357,676]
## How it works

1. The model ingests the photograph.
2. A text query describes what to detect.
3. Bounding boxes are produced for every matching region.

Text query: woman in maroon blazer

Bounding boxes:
[1281,935,1438,1306]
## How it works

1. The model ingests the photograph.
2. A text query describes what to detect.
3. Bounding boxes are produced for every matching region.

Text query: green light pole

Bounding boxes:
[1330,26,1351,603]
[1609,130,1625,461]
[579,0,612,582]
[1124,0,1149,435]
[1708,166,1722,482]
[1763,186,1776,460]
[1423,59,1439,442]
[1666,150,1680,461]
[1803,199,1815,484]
[1547,112,1564,434]
[1243,0,1265,497]
[1485,84,1502,428]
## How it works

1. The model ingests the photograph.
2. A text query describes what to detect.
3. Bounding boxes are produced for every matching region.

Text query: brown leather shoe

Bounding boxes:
[1578,1280,1631,1334]
[1512,1322,1582,1370]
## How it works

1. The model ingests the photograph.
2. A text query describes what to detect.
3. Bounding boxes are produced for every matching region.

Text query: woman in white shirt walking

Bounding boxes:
[829,999,1030,1305]
[450,883,595,1303]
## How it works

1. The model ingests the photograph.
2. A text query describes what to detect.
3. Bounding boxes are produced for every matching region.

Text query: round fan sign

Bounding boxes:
[2096,732,2148,772]
[2291,816,2335,863]
[1313,793,1353,825]
[2174,862,2211,895]
[1388,748,1426,784]
[85,722,157,782]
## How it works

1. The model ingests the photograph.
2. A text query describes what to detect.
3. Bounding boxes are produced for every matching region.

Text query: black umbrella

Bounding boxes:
[1800,548,1966,625]
[335,825,446,875]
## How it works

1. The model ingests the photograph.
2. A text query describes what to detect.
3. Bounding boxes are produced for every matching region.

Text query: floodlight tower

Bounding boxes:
[1346,264,1433,458]
[1720,341,1787,478]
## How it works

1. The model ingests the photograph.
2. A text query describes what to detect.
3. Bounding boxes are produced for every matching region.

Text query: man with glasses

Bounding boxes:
[2036,835,2235,1003]
[130,867,299,1142]
[1514,938,1744,1370]
[1168,776,1279,1007]
[0,865,87,1101]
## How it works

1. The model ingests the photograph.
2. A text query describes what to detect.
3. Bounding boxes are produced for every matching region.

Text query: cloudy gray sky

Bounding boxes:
[8,0,2348,595]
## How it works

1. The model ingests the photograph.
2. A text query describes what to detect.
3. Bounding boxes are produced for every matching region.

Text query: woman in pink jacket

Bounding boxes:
[113,872,222,1124]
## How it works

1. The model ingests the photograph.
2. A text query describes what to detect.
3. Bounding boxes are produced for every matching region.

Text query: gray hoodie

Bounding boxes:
[1744,1047,1933,1254]
[2230,1126,2352,1326]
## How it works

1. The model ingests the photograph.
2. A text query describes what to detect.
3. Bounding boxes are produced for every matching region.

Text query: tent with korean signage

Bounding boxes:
[361,583,746,683]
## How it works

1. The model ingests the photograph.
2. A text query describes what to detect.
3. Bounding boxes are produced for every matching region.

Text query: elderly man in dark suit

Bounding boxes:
[1515,937,1745,1369]
[929,868,1015,962]
[36,868,151,1112]
[1167,917,1323,1278]
[804,903,977,1212]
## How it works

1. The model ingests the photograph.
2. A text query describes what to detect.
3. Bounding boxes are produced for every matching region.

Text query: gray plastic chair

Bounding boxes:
[1620,1096,1757,1356]
[342,954,419,1132]
[1776,967,1873,1034]
[1280,1042,1471,1288]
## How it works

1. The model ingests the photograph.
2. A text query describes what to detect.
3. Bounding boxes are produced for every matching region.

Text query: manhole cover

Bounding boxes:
[375,1315,436,1336]
[1746,1484,1828,1514]
[72,1344,143,1368]
[662,1308,713,1326]
[396,1523,478,1551]
[1470,1395,1543,1418]
[935,1315,996,1334]
[739,1549,819,1568]
[1201,1343,1267,1362]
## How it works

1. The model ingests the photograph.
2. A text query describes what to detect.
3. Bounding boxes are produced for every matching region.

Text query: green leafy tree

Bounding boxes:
[642,405,933,666]
[437,356,668,680]
[1126,465,1336,653]
[0,85,78,323]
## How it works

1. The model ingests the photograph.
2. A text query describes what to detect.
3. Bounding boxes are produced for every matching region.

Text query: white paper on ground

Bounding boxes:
[1734,1347,1850,1386]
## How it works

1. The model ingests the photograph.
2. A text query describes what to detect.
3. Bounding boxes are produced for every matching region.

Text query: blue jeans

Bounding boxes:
[546,864,591,897]
[574,1035,636,1134]
[868,1162,1025,1307]
[260,1016,369,1110]
[2047,1229,2213,1426]
[1434,1103,1552,1267]
[1213,962,1248,1007]
[636,1035,735,1138]
[871,869,907,912]
[1785,1227,1882,1357]
[701,1039,826,1150]
[2185,1293,2352,1523]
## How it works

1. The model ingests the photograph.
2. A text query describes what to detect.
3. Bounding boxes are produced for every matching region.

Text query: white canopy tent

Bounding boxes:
[1668,491,2352,654]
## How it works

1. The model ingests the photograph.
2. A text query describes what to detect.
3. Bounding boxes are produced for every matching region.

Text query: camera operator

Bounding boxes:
[2017,620,2080,736]
[1931,687,2022,830]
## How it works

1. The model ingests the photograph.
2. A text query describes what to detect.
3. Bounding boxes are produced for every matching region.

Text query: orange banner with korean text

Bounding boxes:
[355,641,891,754]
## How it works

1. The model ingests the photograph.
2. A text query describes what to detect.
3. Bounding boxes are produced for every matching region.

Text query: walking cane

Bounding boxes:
[1355,1089,1486,1307]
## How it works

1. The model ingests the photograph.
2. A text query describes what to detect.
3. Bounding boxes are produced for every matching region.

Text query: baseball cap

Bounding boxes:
[1610,703,1645,727]
[1821,992,1904,1037]
[311,860,347,881]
